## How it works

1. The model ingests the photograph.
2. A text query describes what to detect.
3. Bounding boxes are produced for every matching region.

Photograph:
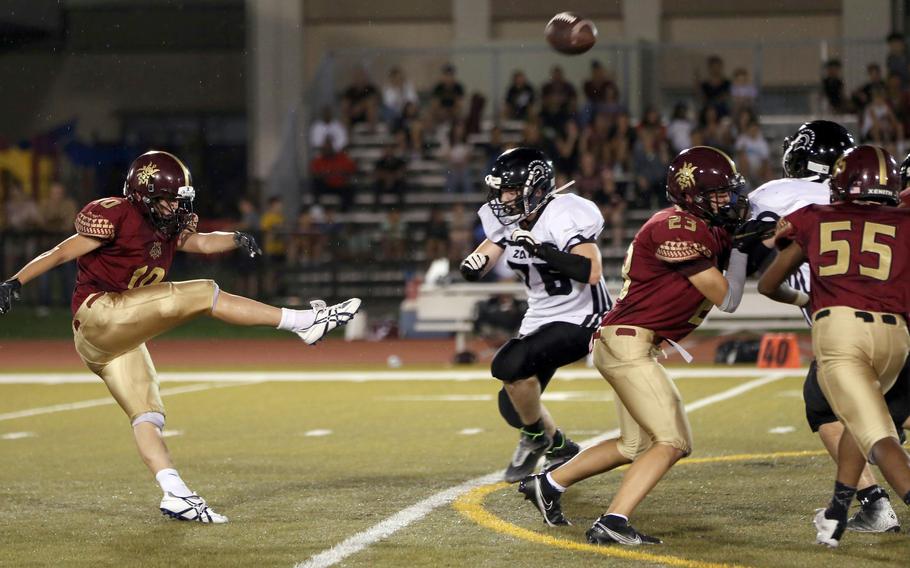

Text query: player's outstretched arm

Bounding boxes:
[511,229,601,284]
[1,234,103,314]
[460,239,504,282]
[757,242,809,306]
[178,231,261,257]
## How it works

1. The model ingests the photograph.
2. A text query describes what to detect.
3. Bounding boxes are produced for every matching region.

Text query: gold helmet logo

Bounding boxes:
[675,161,697,190]
[136,163,160,186]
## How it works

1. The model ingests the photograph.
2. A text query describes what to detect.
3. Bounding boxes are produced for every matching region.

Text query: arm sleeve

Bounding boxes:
[74,199,124,241]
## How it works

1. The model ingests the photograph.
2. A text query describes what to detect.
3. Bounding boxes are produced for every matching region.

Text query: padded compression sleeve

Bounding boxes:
[535,245,593,283]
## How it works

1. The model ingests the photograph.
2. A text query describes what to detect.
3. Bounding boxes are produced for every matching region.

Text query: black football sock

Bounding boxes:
[603,513,629,527]
[520,419,546,440]
[550,429,566,450]
[903,490,910,506]
[857,485,888,507]
[827,481,857,521]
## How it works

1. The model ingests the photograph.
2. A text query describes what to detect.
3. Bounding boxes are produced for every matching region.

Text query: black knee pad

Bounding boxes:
[491,339,533,383]
[803,360,838,433]
[497,387,524,428]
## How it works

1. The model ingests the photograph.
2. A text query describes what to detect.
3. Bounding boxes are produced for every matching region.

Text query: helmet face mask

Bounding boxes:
[123,151,196,238]
[485,148,555,225]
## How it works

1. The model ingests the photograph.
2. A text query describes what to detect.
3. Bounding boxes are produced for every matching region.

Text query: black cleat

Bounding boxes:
[542,430,580,473]
[504,430,552,483]
[586,515,662,546]
[518,474,571,526]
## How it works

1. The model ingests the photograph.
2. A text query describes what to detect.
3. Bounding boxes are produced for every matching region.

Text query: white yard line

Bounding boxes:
[294,372,793,568]
[0,367,806,384]
[0,381,261,422]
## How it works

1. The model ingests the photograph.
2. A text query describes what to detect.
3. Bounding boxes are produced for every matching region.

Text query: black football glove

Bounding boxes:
[234,232,262,258]
[460,253,489,282]
[732,220,777,253]
[510,229,540,256]
[0,278,22,315]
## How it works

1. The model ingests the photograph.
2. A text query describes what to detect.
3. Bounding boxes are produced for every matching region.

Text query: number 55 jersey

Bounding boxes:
[478,193,611,336]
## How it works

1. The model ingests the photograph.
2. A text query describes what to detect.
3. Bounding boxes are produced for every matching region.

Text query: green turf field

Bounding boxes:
[0,366,906,567]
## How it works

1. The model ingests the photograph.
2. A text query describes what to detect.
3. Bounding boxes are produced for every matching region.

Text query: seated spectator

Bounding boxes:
[698,54,732,118]
[609,111,636,172]
[431,64,465,125]
[235,198,261,298]
[504,70,536,121]
[699,105,734,154]
[637,105,666,146]
[731,68,758,115]
[541,65,577,116]
[440,121,473,193]
[667,102,693,154]
[582,60,615,124]
[822,59,849,113]
[373,143,408,209]
[597,167,627,249]
[464,92,486,135]
[380,209,407,260]
[552,119,580,176]
[310,139,357,212]
[852,63,886,111]
[519,121,546,152]
[448,202,473,261]
[482,125,506,173]
[886,73,910,135]
[309,106,348,153]
[382,66,418,124]
[393,101,427,159]
[424,207,450,261]
[861,86,902,147]
[317,207,344,260]
[341,67,379,130]
[36,182,77,309]
[887,32,909,88]
[287,208,325,263]
[632,129,669,208]
[3,183,40,279]
[580,111,612,166]
[735,119,771,188]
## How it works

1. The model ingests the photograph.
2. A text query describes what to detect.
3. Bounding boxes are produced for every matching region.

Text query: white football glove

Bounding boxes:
[460,252,489,282]
[510,229,540,255]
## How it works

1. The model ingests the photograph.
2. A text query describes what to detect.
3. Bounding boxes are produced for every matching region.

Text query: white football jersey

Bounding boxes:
[748,176,829,325]
[478,193,612,336]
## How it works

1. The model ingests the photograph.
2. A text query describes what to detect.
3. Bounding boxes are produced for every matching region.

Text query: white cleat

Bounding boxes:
[294,298,362,345]
[813,508,844,548]
[160,492,229,524]
[847,498,900,533]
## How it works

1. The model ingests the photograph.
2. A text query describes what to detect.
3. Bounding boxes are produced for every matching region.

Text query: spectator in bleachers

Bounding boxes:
[504,70,536,121]
[731,68,758,115]
[309,106,348,153]
[887,32,909,87]
[886,73,910,133]
[341,67,380,131]
[582,60,614,125]
[317,207,344,260]
[552,119,580,176]
[699,105,734,154]
[667,102,693,154]
[259,196,287,297]
[609,111,636,173]
[440,121,473,193]
[381,66,418,124]
[431,64,465,125]
[448,202,473,262]
[36,181,77,310]
[632,128,669,208]
[698,55,732,118]
[3,183,40,281]
[288,208,324,263]
[464,92,487,136]
[637,105,666,146]
[373,143,407,209]
[598,167,627,249]
[310,138,357,212]
[424,207,450,261]
[852,63,886,112]
[380,209,406,260]
[821,58,849,113]
[580,111,612,166]
[519,121,546,152]
[735,117,771,188]
[234,197,260,298]
[482,125,506,173]
[861,86,902,148]
[393,101,427,159]
[541,65,577,117]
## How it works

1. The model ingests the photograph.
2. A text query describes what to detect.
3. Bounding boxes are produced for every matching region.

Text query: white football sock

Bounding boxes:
[546,472,567,493]
[277,307,317,332]
[156,468,193,498]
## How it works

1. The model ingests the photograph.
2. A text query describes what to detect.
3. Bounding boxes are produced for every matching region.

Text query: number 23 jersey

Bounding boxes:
[71,197,194,313]
[604,207,731,342]
[478,193,612,336]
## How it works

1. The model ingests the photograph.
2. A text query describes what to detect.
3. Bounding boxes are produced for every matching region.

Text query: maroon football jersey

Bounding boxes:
[71,197,183,313]
[779,202,910,315]
[602,207,731,342]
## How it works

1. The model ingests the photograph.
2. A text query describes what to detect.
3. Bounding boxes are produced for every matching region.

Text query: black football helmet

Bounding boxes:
[900,152,910,189]
[782,120,855,179]
[485,147,556,225]
[123,150,196,238]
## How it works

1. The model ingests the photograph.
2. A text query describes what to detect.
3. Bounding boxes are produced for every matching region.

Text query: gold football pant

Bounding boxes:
[813,306,910,458]
[594,325,693,460]
[72,280,218,421]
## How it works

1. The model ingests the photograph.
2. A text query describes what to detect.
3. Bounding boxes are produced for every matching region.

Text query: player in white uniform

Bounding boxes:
[738,120,905,533]
[460,147,611,482]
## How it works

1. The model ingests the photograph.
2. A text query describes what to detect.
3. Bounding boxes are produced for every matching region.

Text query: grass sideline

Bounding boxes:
[1,369,906,567]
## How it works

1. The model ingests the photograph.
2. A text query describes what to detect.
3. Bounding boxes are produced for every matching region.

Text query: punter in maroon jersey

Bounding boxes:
[0,150,361,523]
[760,145,910,547]
[518,146,750,545]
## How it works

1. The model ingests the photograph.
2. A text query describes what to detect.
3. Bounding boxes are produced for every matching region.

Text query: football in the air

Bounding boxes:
[545,12,598,55]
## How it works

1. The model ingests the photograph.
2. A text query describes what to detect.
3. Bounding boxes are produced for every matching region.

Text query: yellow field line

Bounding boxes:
[454,450,831,568]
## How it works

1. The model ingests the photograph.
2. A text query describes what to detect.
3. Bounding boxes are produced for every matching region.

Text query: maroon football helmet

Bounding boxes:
[666,146,747,227]
[829,145,901,206]
[123,150,196,237]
